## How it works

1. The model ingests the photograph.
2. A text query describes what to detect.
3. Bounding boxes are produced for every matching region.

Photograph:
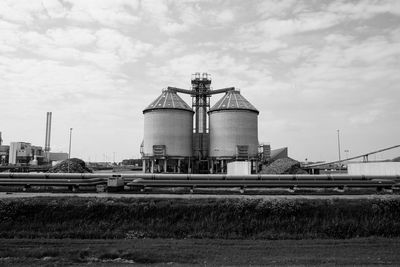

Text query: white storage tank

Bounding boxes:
[209,90,259,159]
[143,90,194,157]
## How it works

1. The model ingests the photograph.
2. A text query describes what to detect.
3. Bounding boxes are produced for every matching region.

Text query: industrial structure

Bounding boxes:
[9,142,44,165]
[44,112,52,161]
[0,132,8,165]
[0,112,68,167]
[141,73,260,174]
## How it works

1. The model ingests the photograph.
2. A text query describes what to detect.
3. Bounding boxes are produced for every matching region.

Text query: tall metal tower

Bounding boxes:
[168,73,234,172]
[191,72,211,134]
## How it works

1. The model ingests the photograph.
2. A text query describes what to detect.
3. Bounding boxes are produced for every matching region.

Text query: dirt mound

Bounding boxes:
[260,157,307,174]
[48,158,93,173]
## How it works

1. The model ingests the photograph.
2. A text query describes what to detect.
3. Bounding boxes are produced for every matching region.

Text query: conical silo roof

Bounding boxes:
[143,89,193,113]
[209,90,259,114]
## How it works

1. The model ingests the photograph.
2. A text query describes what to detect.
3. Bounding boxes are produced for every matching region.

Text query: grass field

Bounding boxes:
[2,196,400,265]
[1,196,400,239]
[1,238,400,266]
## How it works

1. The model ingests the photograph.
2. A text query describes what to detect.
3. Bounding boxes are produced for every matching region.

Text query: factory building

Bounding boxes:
[2,141,67,166]
[0,146,8,165]
[141,73,260,174]
[0,132,8,165]
[0,113,68,166]
[9,142,44,165]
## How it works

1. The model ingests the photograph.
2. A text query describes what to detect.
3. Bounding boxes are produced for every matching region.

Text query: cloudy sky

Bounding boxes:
[1,0,400,162]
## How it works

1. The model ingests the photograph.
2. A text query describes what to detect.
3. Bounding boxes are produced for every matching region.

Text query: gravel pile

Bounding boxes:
[48,158,93,173]
[260,157,307,174]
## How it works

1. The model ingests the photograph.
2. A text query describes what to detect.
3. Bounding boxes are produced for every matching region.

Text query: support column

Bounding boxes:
[151,159,154,173]
[210,160,214,174]
[164,159,167,173]
[178,159,181,173]
[188,158,191,173]
[142,159,146,173]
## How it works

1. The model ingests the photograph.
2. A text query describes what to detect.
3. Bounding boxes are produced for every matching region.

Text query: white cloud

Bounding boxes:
[342,36,400,65]
[151,39,186,57]
[159,22,189,35]
[308,35,400,68]
[65,0,140,26]
[214,10,235,24]
[0,1,43,24]
[0,22,21,52]
[256,0,298,18]
[349,110,382,125]
[327,0,400,19]
[1,0,400,162]
[324,34,355,46]
[46,27,96,47]
[42,0,67,19]
[0,0,141,27]
[140,1,194,35]
[95,29,153,63]
[140,0,168,18]
[0,24,153,71]
[234,39,288,53]
[260,12,342,38]
[390,28,400,42]
[278,46,314,63]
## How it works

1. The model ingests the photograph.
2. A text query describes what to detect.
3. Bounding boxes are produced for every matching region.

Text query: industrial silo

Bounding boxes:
[208,90,259,173]
[142,89,194,173]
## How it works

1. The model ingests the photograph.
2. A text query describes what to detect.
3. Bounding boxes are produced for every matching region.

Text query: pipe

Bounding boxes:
[1,173,400,181]
[167,86,235,96]
[208,87,235,95]
[0,178,105,186]
[167,87,193,95]
[127,179,396,188]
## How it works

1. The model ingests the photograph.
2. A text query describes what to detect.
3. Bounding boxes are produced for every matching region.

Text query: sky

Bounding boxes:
[1,0,400,163]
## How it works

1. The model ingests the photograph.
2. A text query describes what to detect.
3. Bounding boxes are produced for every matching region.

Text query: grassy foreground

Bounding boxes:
[1,196,400,239]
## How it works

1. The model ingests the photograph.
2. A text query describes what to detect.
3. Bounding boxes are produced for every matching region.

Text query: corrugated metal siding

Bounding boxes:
[347,162,400,175]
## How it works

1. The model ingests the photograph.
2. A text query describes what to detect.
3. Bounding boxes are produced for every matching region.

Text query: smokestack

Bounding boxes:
[45,112,52,152]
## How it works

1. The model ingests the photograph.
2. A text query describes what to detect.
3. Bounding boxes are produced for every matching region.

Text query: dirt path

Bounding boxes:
[1,238,399,266]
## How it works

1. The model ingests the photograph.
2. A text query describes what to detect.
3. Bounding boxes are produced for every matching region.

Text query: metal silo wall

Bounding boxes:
[143,109,193,157]
[209,110,258,158]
